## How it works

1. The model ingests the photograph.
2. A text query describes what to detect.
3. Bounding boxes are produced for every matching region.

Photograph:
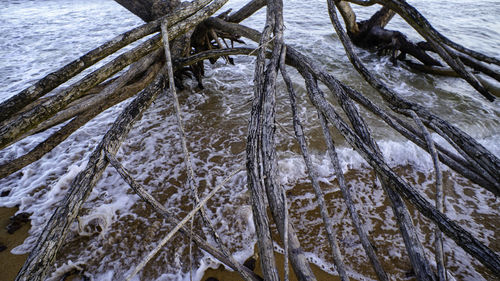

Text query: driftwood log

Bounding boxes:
[0,0,498,280]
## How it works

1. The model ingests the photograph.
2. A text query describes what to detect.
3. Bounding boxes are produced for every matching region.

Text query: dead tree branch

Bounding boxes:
[6,1,499,280]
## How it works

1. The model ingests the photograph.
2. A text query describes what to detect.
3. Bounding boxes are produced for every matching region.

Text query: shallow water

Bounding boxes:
[0,0,499,280]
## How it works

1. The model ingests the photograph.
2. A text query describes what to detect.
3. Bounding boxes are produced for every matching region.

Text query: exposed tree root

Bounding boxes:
[3,0,498,280]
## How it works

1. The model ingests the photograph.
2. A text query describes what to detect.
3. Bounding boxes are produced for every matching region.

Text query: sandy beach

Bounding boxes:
[201,250,339,281]
[0,205,338,281]
[0,207,30,281]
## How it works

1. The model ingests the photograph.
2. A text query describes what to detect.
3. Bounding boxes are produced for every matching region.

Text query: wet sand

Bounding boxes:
[0,207,30,281]
[1,166,498,280]
[0,204,338,281]
[201,250,340,281]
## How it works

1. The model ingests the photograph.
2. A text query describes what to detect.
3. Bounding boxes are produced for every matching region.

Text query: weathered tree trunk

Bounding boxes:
[4,0,499,280]
[336,1,439,67]
[115,0,181,22]
[206,17,499,276]
[0,0,213,126]
[282,53,353,281]
[14,2,230,280]
[336,0,496,101]
[304,71,437,281]
[0,35,162,149]
[0,50,163,179]
[15,68,167,281]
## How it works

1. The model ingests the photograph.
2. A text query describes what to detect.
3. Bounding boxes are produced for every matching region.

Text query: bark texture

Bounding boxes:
[4,0,499,280]
[115,0,181,22]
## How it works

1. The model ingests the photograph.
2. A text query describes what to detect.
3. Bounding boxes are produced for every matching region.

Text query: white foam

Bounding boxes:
[1,0,499,280]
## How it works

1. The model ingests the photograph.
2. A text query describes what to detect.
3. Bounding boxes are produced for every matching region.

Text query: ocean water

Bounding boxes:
[0,0,499,280]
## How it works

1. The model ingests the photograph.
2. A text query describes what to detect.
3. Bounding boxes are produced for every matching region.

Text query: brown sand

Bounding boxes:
[0,204,339,281]
[201,250,340,281]
[0,207,30,281]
